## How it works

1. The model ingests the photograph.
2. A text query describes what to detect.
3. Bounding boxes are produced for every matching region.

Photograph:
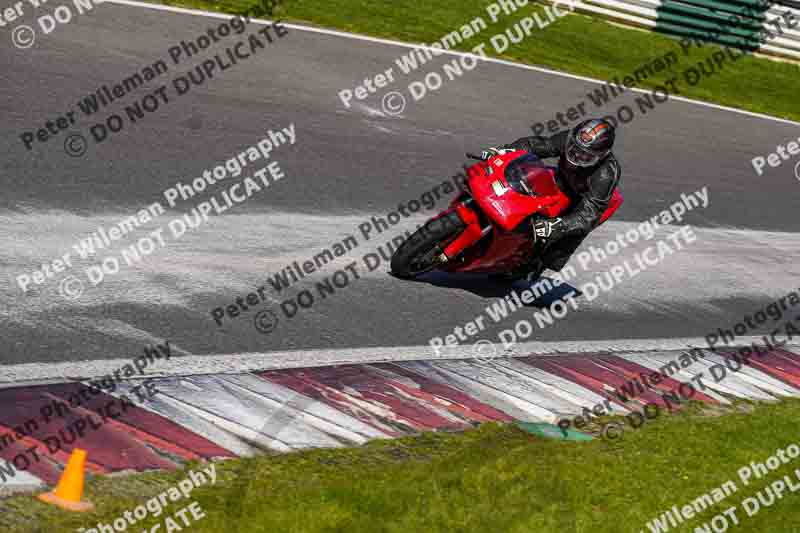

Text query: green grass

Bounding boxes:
[5,399,800,532]
[6,3,800,530]
[156,0,800,123]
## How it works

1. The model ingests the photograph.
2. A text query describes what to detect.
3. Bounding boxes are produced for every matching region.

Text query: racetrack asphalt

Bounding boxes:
[1,1,799,367]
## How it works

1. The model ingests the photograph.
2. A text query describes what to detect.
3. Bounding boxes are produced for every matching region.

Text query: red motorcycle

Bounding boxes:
[390,150,623,278]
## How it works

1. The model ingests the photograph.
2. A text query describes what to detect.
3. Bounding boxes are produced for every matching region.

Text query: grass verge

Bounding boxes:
[154,0,800,123]
[4,399,800,532]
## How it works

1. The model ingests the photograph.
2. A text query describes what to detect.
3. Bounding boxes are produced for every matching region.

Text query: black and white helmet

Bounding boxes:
[564,118,615,167]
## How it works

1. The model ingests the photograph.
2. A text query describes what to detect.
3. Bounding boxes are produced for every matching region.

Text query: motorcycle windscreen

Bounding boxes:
[504,156,570,221]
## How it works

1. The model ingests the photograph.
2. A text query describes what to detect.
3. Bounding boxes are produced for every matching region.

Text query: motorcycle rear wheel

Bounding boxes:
[390,211,466,279]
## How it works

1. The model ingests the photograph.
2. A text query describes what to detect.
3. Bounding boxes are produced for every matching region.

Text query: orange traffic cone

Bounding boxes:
[37,448,95,512]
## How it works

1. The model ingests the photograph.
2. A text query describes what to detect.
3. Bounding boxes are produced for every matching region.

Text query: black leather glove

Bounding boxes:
[532,217,564,243]
[480,146,514,160]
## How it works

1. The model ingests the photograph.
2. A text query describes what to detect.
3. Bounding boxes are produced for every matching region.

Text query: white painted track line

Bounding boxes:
[0,336,793,386]
[105,0,800,127]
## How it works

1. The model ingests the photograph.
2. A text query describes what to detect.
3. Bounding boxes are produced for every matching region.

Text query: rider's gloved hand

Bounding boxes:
[532,217,563,243]
[480,146,514,160]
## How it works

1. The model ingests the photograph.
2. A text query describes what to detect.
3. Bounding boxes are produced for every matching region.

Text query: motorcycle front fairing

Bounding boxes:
[468,153,570,231]
[441,152,571,270]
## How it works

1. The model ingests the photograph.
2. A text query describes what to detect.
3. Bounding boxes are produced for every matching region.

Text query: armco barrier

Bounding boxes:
[565,0,800,60]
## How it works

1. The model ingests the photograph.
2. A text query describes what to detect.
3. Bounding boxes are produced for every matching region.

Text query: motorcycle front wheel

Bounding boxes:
[390,211,466,279]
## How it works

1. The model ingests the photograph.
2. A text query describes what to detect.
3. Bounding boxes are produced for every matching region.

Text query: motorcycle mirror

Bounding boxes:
[466,152,484,160]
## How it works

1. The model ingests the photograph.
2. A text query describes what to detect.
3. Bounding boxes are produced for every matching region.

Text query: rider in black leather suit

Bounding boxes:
[485,118,621,279]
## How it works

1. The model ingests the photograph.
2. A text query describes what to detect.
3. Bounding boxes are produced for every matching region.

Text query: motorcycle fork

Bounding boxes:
[441,200,490,260]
